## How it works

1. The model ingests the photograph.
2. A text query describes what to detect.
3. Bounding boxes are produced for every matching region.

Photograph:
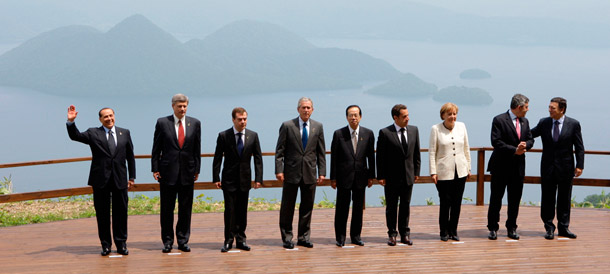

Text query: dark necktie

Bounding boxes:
[400,127,408,154]
[553,120,560,142]
[302,122,308,149]
[178,120,185,148]
[236,132,244,156]
[108,130,116,154]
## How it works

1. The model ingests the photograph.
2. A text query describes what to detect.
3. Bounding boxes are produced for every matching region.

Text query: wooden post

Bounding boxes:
[476,148,485,206]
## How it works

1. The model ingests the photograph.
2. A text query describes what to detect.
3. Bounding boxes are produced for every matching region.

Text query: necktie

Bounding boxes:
[553,120,560,142]
[400,128,408,154]
[515,117,521,139]
[178,120,185,148]
[107,130,116,154]
[236,132,244,156]
[351,130,358,153]
[302,122,308,149]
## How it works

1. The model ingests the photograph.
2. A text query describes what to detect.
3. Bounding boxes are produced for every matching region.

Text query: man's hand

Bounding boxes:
[153,172,161,181]
[330,180,337,189]
[67,105,78,122]
[128,180,134,190]
[431,174,438,184]
[317,175,325,185]
[254,182,262,189]
[367,179,374,188]
[515,141,527,155]
[575,168,583,178]
[378,179,386,186]
[276,173,284,183]
[194,174,199,181]
[214,182,221,189]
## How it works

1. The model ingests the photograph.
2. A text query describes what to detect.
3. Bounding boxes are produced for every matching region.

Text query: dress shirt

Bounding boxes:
[233,127,246,144]
[553,115,565,139]
[103,126,117,145]
[393,123,408,144]
[299,117,310,137]
[508,110,519,128]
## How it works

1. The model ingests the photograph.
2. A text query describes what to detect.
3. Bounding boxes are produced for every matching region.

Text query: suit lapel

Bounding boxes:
[98,127,112,157]
[167,116,180,148]
[388,125,405,156]
[502,112,519,141]
[341,127,355,156]
[292,118,305,152]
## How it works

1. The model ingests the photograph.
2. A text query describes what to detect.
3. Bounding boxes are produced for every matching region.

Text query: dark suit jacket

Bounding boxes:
[376,124,420,186]
[531,116,584,179]
[67,123,135,189]
[212,128,263,192]
[151,115,201,185]
[487,111,534,177]
[275,117,326,184]
[330,126,375,189]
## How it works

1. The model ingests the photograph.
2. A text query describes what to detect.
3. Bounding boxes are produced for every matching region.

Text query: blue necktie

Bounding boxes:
[553,120,560,142]
[237,132,244,156]
[302,122,308,149]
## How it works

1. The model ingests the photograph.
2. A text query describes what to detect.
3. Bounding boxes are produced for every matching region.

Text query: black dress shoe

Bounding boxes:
[282,241,294,249]
[400,235,413,245]
[387,236,397,246]
[351,240,364,246]
[488,231,497,240]
[336,241,344,247]
[507,229,520,240]
[297,240,314,248]
[117,247,129,255]
[178,244,191,252]
[545,230,555,240]
[440,235,448,241]
[236,242,251,251]
[221,243,232,253]
[162,244,172,253]
[558,229,577,239]
[450,235,460,241]
[101,247,111,256]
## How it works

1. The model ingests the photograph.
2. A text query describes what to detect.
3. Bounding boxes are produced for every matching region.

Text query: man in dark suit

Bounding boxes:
[487,93,534,240]
[66,105,135,256]
[152,94,201,253]
[213,107,263,252]
[376,104,420,246]
[276,97,326,249]
[531,97,584,240]
[330,105,375,247]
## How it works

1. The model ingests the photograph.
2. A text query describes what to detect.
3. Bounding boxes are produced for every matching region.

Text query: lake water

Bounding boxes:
[0,39,608,206]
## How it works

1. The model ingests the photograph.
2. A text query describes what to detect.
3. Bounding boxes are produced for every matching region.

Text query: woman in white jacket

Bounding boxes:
[429,103,471,241]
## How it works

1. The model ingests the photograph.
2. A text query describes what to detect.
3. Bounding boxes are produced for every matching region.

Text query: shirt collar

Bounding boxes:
[554,115,565,124]
[233,126,246,135]
[394,123,405,132]
[298,117,309,126]
[508,110,518,121]
[103,126,115,134]
[173,114,185,125]
[349,125,359,135]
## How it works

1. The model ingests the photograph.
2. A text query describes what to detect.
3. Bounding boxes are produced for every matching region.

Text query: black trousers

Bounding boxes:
[334,186,366,242]
[160,182,194,246]
[223,189,250,243]
[279,180,316,243]
[384,183,413,237]
[487,173,524,231]
[541,171,573,232]
[435,174,466,236]
[93,179,128,249]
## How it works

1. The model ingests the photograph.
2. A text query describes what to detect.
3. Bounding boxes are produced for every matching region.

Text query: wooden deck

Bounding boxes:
[1,205,608,273]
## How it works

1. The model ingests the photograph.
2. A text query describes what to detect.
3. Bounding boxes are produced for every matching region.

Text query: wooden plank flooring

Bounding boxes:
[1,205,609,273]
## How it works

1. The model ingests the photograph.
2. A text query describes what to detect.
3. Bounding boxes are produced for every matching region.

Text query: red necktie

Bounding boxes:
[515,117,521,140]
[178,120,185,148]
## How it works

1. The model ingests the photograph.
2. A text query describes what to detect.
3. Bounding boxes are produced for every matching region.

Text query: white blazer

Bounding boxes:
[429,121,471,180]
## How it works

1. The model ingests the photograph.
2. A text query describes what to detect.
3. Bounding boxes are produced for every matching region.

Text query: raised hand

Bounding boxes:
[67,105,78,122]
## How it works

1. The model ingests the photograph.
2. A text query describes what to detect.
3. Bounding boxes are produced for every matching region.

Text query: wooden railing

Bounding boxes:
[1,148,609,205]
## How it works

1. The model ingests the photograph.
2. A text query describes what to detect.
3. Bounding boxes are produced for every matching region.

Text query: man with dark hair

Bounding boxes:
[330,105,375,247]
[213,107,263,252]
[152,93,201,253]
[377,104,420,246]
[276,97,326,249]
[66,105,135,256]
[487,93,534,240]
[531,97,584,239]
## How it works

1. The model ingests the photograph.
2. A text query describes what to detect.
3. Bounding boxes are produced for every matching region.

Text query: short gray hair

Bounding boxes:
[297,97,313,108]
[172,94,189,105]
[510,93,529,109]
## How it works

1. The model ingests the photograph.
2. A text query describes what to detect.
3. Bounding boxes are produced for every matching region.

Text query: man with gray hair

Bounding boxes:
[152,93,201,253]
[276,97,326,249]
[487,93,534,240]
